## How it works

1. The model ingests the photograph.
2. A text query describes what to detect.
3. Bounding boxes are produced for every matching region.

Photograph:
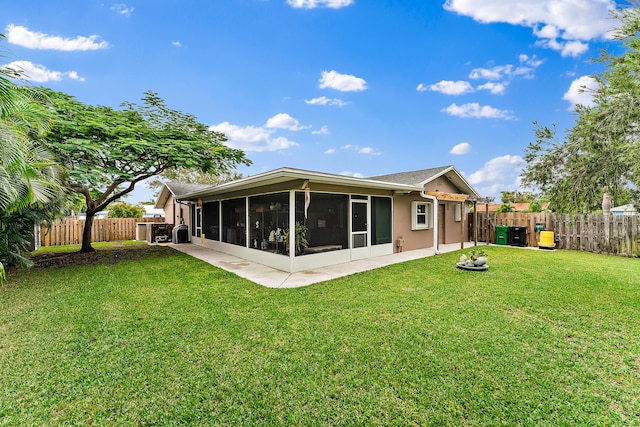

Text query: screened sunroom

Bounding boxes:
[181,168,415,273]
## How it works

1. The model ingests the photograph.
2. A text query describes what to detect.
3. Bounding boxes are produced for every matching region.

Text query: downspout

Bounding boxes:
[420,190,439,254]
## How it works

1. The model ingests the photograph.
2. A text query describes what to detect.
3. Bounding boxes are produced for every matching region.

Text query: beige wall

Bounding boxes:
[163,194,192,228]
[424,176,459,193]
[392,176,468,252]
[393,193,434,252]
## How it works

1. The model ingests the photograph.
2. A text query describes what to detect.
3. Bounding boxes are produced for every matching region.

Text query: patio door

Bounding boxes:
[195,205,202,241]
[351,198,369,260]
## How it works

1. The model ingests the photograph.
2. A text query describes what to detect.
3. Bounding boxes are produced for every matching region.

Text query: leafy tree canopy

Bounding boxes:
[495,204,515,213]
[42,89,251,251]
[107,201,145,218]
[500,191,537,204]
[521,4,640,213]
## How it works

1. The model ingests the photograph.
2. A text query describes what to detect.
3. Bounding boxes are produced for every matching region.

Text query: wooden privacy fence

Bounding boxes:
[554,214,639,257]
[471,212,554,246]
[471,212,640,257]
[40,217,165,247]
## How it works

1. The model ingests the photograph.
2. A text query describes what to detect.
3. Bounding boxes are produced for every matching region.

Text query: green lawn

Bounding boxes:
[1,245,639,426]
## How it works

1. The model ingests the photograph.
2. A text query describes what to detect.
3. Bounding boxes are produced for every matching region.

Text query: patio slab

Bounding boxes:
[169,241,483,288]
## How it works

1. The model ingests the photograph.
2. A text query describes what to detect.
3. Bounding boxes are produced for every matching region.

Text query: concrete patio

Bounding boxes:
[169,242,483,288]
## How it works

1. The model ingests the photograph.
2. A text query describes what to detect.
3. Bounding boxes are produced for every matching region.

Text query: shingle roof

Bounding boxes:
[368,166,452,186]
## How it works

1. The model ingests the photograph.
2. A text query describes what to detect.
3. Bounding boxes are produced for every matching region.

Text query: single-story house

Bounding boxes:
[157,165,481,273]
[611,204,638,216]
[142,205,166,218]
[154,182,216,228]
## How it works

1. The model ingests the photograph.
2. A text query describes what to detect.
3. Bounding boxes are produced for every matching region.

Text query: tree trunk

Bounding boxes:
[80,211,96,253]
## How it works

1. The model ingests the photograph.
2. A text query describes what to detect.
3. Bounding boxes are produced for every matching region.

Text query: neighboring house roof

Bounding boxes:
[142,205,165,218]
[476,202,551,212]
[611,204,637,214]
[155,182,215,209]
[178,166,480,201]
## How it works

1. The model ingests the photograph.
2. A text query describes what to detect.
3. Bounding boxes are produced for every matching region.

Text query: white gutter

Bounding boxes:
[420,190,439,254]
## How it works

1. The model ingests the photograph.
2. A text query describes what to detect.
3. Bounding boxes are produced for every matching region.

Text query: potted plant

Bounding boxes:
[469,249,487,266]
[283,222,309,255]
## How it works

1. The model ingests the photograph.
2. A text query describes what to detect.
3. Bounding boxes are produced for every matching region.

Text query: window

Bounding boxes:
[455,203,462,222]
[411,201,433,230]
[371,196,392,245]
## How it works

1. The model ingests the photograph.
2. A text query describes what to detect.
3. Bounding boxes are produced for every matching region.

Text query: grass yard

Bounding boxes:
[1,244,639,426]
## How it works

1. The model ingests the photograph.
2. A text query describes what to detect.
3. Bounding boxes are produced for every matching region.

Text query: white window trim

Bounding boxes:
[455,203,462,222]
[411,201,433,230]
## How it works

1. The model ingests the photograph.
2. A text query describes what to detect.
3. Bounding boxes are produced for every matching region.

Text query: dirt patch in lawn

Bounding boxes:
[14,244,175,272]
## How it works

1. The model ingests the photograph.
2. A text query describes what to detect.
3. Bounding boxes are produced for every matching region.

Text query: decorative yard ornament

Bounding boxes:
[602,192,611,215]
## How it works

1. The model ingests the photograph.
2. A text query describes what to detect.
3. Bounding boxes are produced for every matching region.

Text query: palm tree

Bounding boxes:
[0,34,62,283]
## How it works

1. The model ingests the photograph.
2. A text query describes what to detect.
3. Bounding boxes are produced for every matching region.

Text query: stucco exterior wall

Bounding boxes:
[392,175,468,252]
[423,176,460,194]
[163,194,192,228]
[393,193,434,252]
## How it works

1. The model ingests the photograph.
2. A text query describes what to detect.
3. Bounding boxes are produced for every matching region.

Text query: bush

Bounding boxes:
[496,204,515,213]
[107,202,145,218]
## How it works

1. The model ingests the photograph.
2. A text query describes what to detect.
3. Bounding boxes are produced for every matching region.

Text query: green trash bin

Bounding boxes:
[496,225,509,245]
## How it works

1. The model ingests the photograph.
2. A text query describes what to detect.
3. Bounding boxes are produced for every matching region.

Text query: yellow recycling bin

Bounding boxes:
[538,231,556,249]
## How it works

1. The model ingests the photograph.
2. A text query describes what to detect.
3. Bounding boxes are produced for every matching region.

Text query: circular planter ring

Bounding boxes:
[456,262,489,271]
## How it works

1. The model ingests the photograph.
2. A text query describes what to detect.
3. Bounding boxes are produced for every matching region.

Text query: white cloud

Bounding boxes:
[324,148,336,154]
[533,24,559,39]
[477,82,507,95]
[443,0,615,56]
[111,4,134,16]
[210,121,298,152]
[340,144,382,156]
[423,80,474,95]
[563,75,598,109]
[287,0,353,9]
[466,154,524,197]
[535,38,589,57]
[305,96,347,107]
[6,24,109,51]
[172,41,182,47]
[319,70,367,92]
[340,171,365,178]
[2,60,85,82]
[469,63,537,81]
[358,147,379,155]
[442,103,514,120]
[561,40,590,57]
[422,56,537,97]
[519,53,544,68]
[469,65,512,80]
[66,71,84,81]
[312,125,330,135]
[265,113,308,131]
[450,142,471,155]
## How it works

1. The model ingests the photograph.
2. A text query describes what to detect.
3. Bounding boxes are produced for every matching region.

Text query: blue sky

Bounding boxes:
[2,0,623,203]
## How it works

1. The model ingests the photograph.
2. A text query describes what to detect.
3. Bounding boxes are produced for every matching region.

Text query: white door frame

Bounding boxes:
[350,198,370,260]
[195,205,202,243]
